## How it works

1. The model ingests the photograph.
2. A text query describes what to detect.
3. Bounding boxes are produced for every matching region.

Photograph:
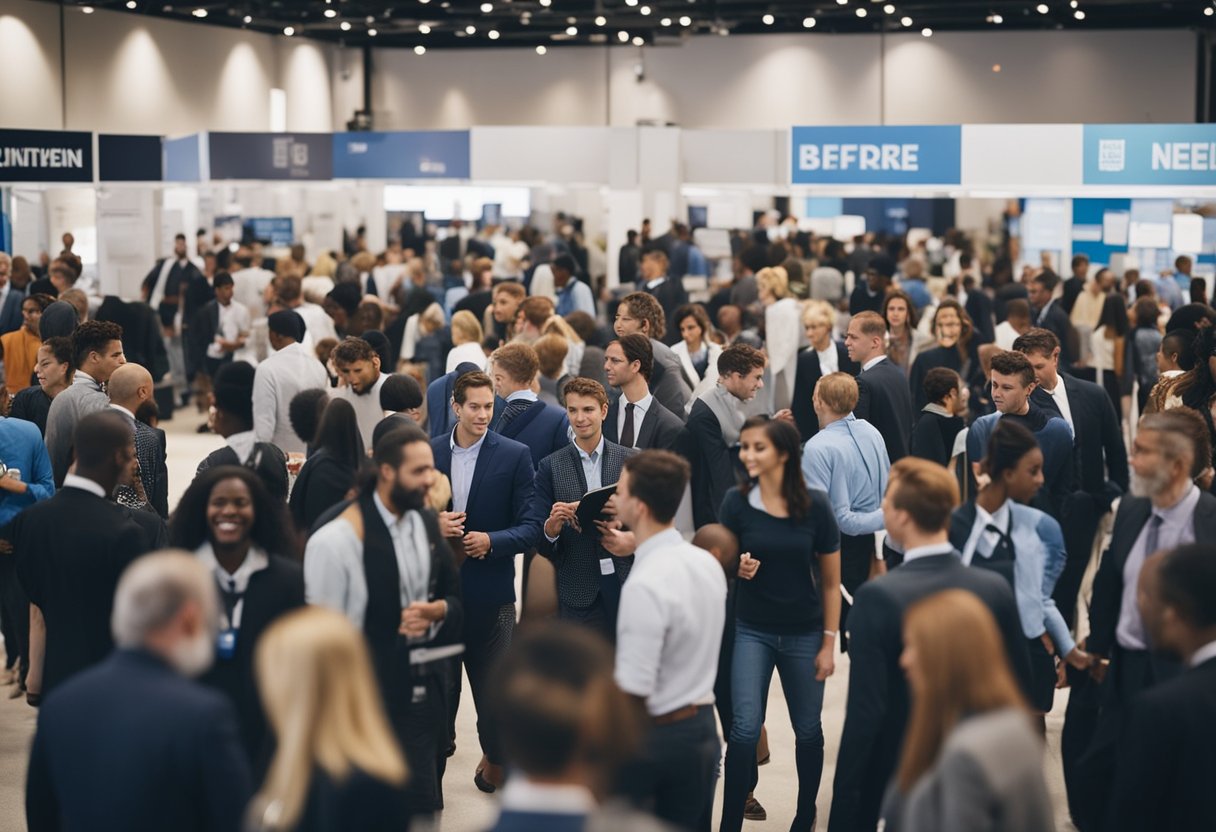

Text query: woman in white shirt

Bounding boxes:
[758,266,802,412]
[671,303,722,406]
[445,310,487,373]
[1091,292,1129,417]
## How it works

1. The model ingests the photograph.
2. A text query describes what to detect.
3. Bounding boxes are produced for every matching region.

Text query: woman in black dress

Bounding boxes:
[289,398,366,533]
[908,298,981,412]
[169,465,304,767]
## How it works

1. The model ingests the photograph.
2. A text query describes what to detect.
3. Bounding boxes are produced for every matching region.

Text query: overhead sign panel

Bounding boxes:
[333,131,470,179]
[791,125,961,185]
[99,134,163,182]
[1083,124,1216,186]
[208,132,333,180]
[0,129,93,183]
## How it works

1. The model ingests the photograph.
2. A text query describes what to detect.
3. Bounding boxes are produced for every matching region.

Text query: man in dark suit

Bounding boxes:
[487,342,570,469]
[141,233,203,334]
[1071,409,1213,831]
[533,378,634,642]
[431,371,539,795]
[13,412,150,701]
[425,361,483,440]
[603,335,690,459]
[828,457,1032,832]
[108,363,169,518]
[688,344,766,528]
[638,249,689,347]
[615,292,693,418]
[1027,270,1076,368]
[1061,253,1089,316]
[25,551,253,832]
[1107,543,1216,831]
[845,311,915,463]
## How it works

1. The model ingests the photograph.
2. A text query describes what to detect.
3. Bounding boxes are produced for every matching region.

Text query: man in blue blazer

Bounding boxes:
[488,342,570,469]
[26,552,252,832]
[425,360,485,439]
[431,371,540,795]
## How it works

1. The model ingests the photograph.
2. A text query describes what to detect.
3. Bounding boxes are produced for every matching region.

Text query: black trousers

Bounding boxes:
[394,672,449,817]
[449,602,515,766]
[558,594,616,644]
[0,558,28,681]
[839,532,875,651]
[1056,492,1103,631]
[620,707,720,832]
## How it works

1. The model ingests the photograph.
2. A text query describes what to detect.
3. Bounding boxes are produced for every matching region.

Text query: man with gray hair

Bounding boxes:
[25,551,252,832]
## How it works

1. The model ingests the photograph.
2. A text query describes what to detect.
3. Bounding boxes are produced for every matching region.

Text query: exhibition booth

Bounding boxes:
[2,122,1214,300]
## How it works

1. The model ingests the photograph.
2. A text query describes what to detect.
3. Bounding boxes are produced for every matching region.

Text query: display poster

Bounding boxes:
[1083,124,1216,186]
[790,126,962,185]
[1173,213,1204,254]
[1128,199,1173,249]
[209,133,333,181]
[1102,211,1130,246]
[0,129,93,183]
[333,131,471,180]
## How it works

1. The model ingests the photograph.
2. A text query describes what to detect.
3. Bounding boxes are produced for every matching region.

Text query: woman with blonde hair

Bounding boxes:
[446,309,487,373]
[249,607,410,831]
[880,589,1054,832]
[791,299,857,440]
[541,314,586,378]
[757,266,801,411]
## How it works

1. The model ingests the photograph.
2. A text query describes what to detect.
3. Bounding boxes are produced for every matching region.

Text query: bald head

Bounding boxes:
[692,523,740,578]
[108,363,154,411]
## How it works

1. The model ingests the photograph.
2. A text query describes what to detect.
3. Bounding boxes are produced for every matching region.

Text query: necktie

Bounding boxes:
[497,398,530,429]
[620,402,636,448]
[365,271,379,298]
[1143,513,1164,556]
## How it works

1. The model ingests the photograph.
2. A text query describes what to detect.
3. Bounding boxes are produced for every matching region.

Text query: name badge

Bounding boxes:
[412,685,427,704]
[599,558,615,576]
[216,629,237,660]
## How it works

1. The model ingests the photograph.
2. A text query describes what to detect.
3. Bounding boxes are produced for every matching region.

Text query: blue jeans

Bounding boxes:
[720,622,825,832]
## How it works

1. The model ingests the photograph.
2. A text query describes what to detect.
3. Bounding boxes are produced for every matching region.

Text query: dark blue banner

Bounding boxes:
[333,131,470,179]
[99,134,162,182]
[0,129,93,183]
[209,132,333,181]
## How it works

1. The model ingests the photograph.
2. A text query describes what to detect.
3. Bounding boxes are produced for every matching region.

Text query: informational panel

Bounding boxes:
[99,135,162,182]
[1128,199,1173,249]
[333,131,470,180]
[96,186,158,297]
[208,133,333,181]
[243,217,294,247]
[0,129,93,183]
[790,125,962,185]
[1083,124,1216,186]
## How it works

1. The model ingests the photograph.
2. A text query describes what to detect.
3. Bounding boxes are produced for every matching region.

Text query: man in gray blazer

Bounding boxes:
[532,378,635,643]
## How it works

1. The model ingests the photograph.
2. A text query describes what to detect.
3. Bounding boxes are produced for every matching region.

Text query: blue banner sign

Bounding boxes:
[209,133,333,181]
[333,131,471,179]
[0,129,93,183]
[790,126,961,185]
[1083,124,1216,186]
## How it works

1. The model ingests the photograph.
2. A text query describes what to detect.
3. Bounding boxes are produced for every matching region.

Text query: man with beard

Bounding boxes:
[304,424,463,818]
[330,336,391,452]
[25,552,252,832]
[1071,409,1216,831]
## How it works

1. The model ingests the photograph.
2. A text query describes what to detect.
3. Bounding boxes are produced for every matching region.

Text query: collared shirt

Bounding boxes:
[62,472,105,498]
[862,355,886,373]
[1041,377,1074,433]
[506,389,538,404]
[802,414,889,536]
[961,500,1011,566]
[615,392,653,448]
[615,527,726,715]
[576,435,605,491]
[1117,484,1201,650]
[817,345,839,376]
[902,541,956,564]
[449,428,487,514]
[195,542,270,629]
[499,779,596,815]
[1191,639,1216,668]
[206,300,251,359]
[304,492,432,629]
[645,276,668,291]
[226,430,257,465]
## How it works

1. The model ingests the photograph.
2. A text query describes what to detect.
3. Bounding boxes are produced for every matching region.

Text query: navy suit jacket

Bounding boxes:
[426,370,461,439]
[0,289,26,335]
[431,430,541,606]
[491,397,570,469]
[26,649,253,832]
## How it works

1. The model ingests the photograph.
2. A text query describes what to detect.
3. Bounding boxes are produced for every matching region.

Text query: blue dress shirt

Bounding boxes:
[801,414,889,536]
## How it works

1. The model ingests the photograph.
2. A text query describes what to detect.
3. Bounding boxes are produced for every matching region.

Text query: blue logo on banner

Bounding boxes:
[333,131,470,180]
[1083,124,1216,186]
[790,126,961,185]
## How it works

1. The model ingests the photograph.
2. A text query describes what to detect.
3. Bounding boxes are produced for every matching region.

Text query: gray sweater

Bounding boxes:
[879,707,1055,832]
[44,372,110,486]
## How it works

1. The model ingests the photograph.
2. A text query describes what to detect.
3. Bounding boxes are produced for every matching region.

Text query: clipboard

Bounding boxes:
[575,484,617,530]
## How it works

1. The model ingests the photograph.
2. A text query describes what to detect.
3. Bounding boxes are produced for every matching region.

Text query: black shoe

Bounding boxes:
[474,769,497,794]
[744,796,767,821]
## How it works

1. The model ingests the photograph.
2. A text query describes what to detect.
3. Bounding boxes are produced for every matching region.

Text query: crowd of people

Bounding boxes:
[0,215,1214,832]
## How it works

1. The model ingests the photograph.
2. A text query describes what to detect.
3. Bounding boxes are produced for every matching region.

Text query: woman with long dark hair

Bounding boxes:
[289,398,366,533]
[168,465,304,765]
[1091,292,1130,416]
[879,590,1053,831]
[718,416,841,832]
[883,289,932,373]
[908,298,981,412]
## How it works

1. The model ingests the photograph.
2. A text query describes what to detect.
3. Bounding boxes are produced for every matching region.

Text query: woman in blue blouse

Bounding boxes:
[949,419,1092,715]
[718,416,841,832]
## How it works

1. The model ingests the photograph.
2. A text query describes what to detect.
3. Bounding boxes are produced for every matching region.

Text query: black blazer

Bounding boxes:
[828,552,1032,832]
[1088,490,1216,658]
[12,487,148,695]
[855,357,915,463]
[1062,275,1085,316]
[0,289,25,335]
[791,342,857,441]
[644,277,689,346]
[1032,373,1129,502]
[1035,300,1077,368]
[199,555,304,765]
[909,410,965,468]
[964,290,995,345]
[296,767,411,832]
[290,449,359,532]
[26,649,253,832]
[1107,657,1216,831]
[688,397,742,528]
[603,394,692,461]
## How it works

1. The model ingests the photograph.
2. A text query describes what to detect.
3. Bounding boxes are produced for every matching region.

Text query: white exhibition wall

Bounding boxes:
[0,0,1200,135]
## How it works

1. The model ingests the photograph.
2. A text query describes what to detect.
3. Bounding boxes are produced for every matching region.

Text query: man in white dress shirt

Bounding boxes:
[614,450,726,829]
[330,336,390,452]
[253,310,329,455]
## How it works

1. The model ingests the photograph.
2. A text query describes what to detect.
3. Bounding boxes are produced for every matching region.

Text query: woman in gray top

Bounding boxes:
[880,589,1055,832]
